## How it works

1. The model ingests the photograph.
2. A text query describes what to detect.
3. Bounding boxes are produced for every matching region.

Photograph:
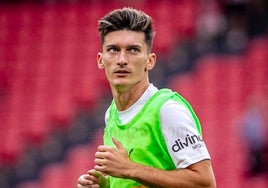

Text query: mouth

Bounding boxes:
[114,69,130,76]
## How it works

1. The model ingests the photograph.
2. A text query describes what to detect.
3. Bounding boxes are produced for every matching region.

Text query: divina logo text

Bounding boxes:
[172,134,204,152]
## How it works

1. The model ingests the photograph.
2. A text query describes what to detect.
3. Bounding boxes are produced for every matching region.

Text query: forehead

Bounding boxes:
[103,30,146,47]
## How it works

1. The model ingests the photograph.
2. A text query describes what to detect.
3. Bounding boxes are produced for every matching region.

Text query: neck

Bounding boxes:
[111,81,150,111]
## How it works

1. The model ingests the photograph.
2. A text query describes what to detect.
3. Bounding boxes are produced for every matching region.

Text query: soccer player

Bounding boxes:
[77,7,216,188]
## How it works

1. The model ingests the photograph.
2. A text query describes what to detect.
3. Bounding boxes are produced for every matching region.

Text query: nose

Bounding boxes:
[117,52,128,67]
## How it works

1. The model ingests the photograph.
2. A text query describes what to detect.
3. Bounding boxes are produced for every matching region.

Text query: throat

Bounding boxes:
[114,93,135,111]
[112,83,149,111]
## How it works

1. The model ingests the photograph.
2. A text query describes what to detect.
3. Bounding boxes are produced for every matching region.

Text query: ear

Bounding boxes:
[146,53,156,71]
[97,52,104,69]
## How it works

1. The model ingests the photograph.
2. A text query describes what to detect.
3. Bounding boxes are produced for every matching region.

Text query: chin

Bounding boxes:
[111,79,130,86]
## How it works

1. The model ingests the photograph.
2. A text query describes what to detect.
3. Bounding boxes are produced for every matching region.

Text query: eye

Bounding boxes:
[131,48,138,52]
[107,47,119,53]
[128,47,140,53]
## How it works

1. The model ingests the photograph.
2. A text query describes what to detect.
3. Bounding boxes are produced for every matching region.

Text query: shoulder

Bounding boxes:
[162,99,190,111]
[161,99,193,118]
[160,99,197,130]
[104,105,112,124]
[159,91,202,135]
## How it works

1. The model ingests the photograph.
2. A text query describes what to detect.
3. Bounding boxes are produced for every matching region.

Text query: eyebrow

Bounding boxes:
[127,44,142,49]
[105,44,118,49]
[105,44,143,49]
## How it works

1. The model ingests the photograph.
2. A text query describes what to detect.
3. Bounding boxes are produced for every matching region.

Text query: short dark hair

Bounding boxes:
[98,7,155,51]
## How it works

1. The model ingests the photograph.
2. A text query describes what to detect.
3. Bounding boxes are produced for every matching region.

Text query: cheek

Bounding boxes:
[134,64,147,77]
[137,59,148,72]
[104,65,113,78]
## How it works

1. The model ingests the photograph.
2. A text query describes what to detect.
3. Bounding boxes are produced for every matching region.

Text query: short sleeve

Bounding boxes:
[160,99,211,168]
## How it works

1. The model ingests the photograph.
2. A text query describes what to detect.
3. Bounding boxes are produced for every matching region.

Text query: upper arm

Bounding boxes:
[160,100,211,168]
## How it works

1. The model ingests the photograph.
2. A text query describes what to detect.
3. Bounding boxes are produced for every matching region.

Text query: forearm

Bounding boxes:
[126,160,216,188]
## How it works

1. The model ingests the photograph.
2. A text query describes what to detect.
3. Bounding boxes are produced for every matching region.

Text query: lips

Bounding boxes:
[114,68,130,74]
[115,70,129,73]
[114,69,130,77]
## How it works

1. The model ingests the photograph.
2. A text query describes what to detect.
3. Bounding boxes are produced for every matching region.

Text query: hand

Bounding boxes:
[94,137,133,178]
[77,169,107,188]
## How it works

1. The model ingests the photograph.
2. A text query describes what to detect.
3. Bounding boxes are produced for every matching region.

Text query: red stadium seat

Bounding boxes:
[1,2,267,188]
[168,40,268,187]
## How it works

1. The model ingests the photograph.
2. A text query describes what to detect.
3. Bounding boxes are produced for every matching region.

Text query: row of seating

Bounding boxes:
[0,0,199,169]
[169,35,268,188]
[1,1,267,188]
[14,129,102,188]
[14,35,268,188]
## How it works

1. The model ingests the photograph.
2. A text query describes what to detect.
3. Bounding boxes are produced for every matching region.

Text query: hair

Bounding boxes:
[98,7,155,51]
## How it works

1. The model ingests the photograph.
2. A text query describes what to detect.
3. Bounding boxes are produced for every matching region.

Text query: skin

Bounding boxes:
[77,30,216,188]
[97,30,156,111]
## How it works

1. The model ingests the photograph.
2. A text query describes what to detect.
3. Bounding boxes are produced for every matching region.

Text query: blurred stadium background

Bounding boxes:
[0,0,267,187]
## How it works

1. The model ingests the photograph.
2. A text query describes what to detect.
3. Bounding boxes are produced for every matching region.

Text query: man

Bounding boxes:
[77,7,216,188]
